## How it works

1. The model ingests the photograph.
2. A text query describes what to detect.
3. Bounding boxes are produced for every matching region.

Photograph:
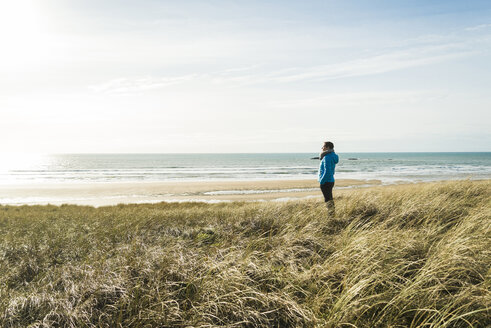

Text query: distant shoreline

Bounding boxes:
[0,178,379,207]
[1,178,489,207]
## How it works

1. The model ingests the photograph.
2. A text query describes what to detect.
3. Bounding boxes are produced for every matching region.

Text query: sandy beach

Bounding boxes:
[0,178,381,206]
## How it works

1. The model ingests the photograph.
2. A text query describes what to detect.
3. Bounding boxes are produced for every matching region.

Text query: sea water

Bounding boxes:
[1,153,490,185]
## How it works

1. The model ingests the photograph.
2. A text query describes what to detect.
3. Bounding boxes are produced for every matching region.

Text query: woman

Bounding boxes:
[318,141,339,216]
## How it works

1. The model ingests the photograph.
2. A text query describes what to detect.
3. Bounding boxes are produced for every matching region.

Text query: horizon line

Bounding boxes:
[18,151,491,155]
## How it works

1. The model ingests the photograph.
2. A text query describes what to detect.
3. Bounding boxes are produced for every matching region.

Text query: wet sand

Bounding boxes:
[0,179,381,206]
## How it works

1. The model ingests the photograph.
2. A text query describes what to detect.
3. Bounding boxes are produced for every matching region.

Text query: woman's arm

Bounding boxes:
[318,159,327,184]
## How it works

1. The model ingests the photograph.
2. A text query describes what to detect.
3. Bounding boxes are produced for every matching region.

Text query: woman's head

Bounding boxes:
[322,141,334,150]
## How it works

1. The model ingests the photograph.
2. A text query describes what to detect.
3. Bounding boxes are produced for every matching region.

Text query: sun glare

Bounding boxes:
[0,153,48,174]
[0,0,46,65]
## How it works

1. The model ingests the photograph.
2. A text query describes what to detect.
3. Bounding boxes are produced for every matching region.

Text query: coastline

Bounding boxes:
[0,179,381,206]
[2,178,489,207]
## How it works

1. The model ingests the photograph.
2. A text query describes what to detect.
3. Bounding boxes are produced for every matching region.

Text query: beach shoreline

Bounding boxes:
[0,178,382,206]
[2,178,489,207]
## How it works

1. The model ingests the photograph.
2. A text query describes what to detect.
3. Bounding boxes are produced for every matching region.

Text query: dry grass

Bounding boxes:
[0,180,489,327]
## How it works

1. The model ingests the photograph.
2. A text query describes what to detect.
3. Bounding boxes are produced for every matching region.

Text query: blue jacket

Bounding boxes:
[318,152,339,184]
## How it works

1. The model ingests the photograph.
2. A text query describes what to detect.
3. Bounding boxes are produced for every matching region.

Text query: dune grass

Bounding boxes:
[0,180,489,327]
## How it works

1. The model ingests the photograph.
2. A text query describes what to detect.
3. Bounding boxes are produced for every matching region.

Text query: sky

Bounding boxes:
[0,0,490,153]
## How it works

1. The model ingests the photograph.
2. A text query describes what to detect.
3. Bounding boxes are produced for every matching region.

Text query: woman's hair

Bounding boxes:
[323,141,334,149]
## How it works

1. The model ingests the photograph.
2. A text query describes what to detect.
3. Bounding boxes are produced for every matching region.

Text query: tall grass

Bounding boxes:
[0,180,489,327]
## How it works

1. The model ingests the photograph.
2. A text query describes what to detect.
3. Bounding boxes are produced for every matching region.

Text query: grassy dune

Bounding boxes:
[0,180,489,327]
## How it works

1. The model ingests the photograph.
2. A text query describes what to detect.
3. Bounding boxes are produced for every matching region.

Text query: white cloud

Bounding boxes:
[88,66,261,94]
[464,23,491,31]
[263,46,476,83]
[89,40,479,94]
[264,90,447,108]
[88,75,201,94]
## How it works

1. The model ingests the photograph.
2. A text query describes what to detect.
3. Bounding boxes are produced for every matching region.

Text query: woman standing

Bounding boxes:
[318,141,339,216]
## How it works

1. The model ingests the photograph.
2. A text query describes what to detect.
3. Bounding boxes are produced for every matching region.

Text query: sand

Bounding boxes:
[0,179,381,206]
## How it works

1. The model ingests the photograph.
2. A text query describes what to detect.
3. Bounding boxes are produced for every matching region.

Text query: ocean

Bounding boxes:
[1,153,490,185]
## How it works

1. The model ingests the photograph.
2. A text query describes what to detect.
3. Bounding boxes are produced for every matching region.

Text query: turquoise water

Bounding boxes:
[1,153,490,184]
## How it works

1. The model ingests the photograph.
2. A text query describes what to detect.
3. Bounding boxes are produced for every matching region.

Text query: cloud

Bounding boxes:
[222,43,478,85]
[89,66,260,94]
[263,46,475,84]
[89,75,201,94]
[90,34,483,94]
[264,90,447,108]
[464,23,491,31]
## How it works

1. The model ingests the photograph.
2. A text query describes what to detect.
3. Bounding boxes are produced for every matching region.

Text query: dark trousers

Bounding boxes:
[320,182,335,202]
